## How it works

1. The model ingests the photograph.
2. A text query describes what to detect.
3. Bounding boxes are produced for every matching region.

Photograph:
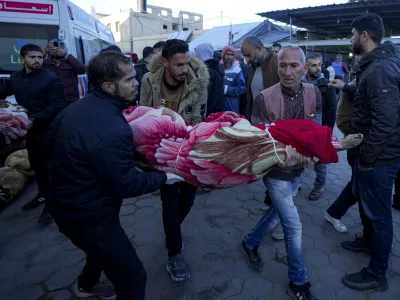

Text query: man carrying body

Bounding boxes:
[221,45,246,113]
[340,13,400,292]
[0,44,66,225]
[140,39,208,282]
[241,45,321,300]
[302,54,337,200]
[47,51,183,299]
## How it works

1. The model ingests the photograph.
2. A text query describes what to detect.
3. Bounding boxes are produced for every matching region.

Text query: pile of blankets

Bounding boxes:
[124,107,340,189]
[0,112,30,145]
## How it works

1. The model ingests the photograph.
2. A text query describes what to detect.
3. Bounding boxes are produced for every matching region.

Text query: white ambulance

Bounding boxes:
[0,0,115,100]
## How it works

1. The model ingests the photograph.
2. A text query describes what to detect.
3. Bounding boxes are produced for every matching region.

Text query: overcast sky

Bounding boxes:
[71,0,348,29]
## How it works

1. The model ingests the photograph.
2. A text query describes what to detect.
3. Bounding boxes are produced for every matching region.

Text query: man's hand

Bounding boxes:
[165,173,185,185]
[278,146,319,169]
[45,43,56,56]
[328,79,345,90]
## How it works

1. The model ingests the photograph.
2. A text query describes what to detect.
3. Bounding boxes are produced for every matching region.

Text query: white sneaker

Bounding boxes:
[272,224,284,240]
[324,212,348,233]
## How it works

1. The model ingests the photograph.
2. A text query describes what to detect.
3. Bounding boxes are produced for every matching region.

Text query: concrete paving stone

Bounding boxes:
[132,229,160,245]
[7,284,44,300]
[16,264,57,286]
[31,244,65,265]
[234,192,254,201]
[209,189,237,201]
[201,237,225,255]
[253,192,267,202]
[318,266,346,289]
[159,285,192,300]
[0,260,25,282]
[258,245,276,262]
[212,216,235,228]
[119,204,137,216]
[304,249,330,268]
[51,249,86,270]
[307,265,319,284]
[0,281,18,299]
[183,266,217,294]
[42,290,73,300]
[261,261,288,283]
[389,256,400,275]
[234,259,259,279]
[184,252,208,269]
[241,200,261,211]
[242,276,272,299]
[133,198,155,208]
[201,228,221,239]
[308,199,330,209]
[212,271,243,297]
[206,254,234,273]
[219,227,245,244]
[300,205,323,217]
[388,274,400,294]
[302,224,325,240]
[301,236,315,251]
[182,223,200,237]
[132,216,158,230]
[329,251,362,274]
[271,282,290,300]
[309,281,335,300]
[336,287,367,300]
[367,290,399,300]
[392,242,400,258]
[225,294,249,300]
[191,289,223,300]
[2,238,42,260]
[45,267,79,291]
[313,235,341,254]
[207,206,229,218]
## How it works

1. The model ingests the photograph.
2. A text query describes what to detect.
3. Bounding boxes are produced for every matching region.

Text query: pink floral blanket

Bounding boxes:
[0,113,31,144]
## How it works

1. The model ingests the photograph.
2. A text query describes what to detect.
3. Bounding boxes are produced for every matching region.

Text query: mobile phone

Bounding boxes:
[53,42,59,47]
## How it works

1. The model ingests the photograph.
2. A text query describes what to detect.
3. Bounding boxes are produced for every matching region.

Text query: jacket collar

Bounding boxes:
[356,41,400,71]
[301,73,324,84]
[91,87,129,111]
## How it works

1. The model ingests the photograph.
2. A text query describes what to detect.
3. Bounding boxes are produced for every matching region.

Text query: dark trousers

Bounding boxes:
[25,130,49,199]
[353,161,400,278]
[327,152,358,219]
[58,218,146,300]
[394,170,400,204]
[160,182,197,257]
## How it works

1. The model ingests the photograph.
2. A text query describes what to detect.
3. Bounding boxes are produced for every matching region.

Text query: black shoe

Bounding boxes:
[342,268,388,291]
[38,206,53,226]
[393,196,400,211]
[264,192,272,206]
[240,240,263,272]
[287,281,318,300]
[74,280,116,299]
[166,254,191,282]
[22,194,45,211]
[341,236,371,254]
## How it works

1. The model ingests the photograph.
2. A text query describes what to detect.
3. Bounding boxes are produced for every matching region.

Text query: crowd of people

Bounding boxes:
[0,12,399,300]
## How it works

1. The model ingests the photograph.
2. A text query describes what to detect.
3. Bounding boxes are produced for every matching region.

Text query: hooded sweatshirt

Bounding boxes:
[220,45,246,113]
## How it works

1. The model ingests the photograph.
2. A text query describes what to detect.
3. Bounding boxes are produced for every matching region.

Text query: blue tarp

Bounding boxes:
[232,20,290,48]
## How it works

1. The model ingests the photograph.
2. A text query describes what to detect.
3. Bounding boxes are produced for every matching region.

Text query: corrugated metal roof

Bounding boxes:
[232,20,290,48]
[168,31,193,41]
[189,22,260,50]
[258,0,400,38]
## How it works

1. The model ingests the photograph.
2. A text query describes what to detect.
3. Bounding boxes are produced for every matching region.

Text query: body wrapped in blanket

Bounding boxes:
[124,106,362,189]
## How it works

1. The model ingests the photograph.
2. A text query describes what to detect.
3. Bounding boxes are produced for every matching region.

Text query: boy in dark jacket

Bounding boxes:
[194,43,224,115]
[47,51,183,299]
[0,43,66,225]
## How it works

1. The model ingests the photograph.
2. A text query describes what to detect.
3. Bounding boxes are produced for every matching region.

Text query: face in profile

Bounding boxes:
[241,42,262,67]
[115,63,139,103]
[164,52,191,83]
[21,51,43,70]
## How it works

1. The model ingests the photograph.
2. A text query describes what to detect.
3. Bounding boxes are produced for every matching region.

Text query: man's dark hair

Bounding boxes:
[153,41,166,49]
[351,13,384,45]
[100,45,123,53]
[142,47,154,59]
[243,36,264,48]
[162,39,189,60]
[88,52,132,89]
[306,54,322,62]
[20,44,42,57]
[272,43,282,49]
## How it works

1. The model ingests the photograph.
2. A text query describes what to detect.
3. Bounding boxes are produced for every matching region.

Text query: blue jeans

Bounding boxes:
[245,176,306,285]
[353,161,400,278]
[313,163,327,189]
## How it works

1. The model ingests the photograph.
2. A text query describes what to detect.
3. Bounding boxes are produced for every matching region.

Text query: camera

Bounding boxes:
[53,41,59,47]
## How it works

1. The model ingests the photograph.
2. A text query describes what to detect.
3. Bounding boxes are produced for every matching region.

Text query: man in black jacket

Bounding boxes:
[47,51,183,299]
[302,54,337,201]
[0,44,66,225]
[340,13,400,292]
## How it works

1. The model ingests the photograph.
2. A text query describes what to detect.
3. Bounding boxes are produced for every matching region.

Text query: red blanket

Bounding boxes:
[124,107,338,188]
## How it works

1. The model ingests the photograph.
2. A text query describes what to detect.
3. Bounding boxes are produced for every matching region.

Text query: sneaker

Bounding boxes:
[166,254,191,282]
[341,236,371,254]
[240,240,263,272]
[38,206,53,226]
[324,212,348,233]
[73,280,116,299]
[287,281,318,300]
[22,194,45,211]
[342,268,388,291]
[272,224,284,240]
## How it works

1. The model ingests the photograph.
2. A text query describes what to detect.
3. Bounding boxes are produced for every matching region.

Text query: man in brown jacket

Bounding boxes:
[240,36,280,119]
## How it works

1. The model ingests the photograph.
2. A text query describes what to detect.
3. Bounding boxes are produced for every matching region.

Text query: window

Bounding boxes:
[163,24,168,30]
[194,16,200,21]
[73,28,112,64]
[172,23,179,31]
[116,21,120,32]
[107,23,111,29]
[183,14,189,19]
[0,22,58,73]
[146,8,152,14]
[183,28,188,31]
[161,10,168,16]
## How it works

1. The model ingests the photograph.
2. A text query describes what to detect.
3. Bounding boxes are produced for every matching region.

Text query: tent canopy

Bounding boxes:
[189,22,260,51]
[232,20,290,48]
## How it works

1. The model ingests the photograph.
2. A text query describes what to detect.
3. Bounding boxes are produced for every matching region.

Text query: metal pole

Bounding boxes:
[290,17,292,43]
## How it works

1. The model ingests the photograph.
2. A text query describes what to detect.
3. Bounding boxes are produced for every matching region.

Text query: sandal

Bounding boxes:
[308,187,324,201]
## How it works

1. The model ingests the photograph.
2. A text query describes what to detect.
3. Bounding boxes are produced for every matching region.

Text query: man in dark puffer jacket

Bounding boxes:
[341,13,400,292]
[47,51,183,300]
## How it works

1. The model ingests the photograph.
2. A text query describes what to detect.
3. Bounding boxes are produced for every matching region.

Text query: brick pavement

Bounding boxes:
[1,150,400,300]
